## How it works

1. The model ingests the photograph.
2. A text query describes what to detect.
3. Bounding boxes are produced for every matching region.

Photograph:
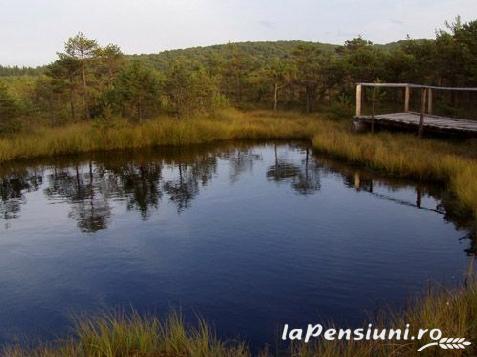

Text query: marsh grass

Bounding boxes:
[4,283,477,357]
[296,282,477,357]
[2,108,477,216]
[309,120,477,218]
[4,312,249,357]
[0,110,320,163]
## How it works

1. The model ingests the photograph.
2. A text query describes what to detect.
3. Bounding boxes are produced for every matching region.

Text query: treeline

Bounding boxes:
[0,17,476,133]
[0,65,45,77]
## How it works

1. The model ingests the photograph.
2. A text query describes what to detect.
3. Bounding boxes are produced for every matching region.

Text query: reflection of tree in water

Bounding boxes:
[292,148,321,194]
[267,145,320,195]
[1,143,477,256]
[220,148,262,183]
[163,155,217,213]
[44,163,111,233]
[0,170,42,221]
[104,162,163,219]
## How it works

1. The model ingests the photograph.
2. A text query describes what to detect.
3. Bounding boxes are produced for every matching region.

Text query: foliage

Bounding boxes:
[2,18,477,120]
[163,60,221,117]
[108,61,161,121]
[0,83,21,133]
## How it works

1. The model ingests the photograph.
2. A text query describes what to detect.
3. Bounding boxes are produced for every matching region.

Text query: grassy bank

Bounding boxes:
[2,108,477,217]
[0,110,319,163]
[309,120,477,218]
[4,283,477,356]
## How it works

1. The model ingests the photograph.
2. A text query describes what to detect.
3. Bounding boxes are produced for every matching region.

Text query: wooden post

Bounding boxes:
[418,88,427,138]
[404,86,410,112]
[427,89,433,115]
[354,172,360,190]
[355,84,362,117]
[371,87,376,133]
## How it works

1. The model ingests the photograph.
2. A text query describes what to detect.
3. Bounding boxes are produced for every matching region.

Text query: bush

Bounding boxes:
[0,83,21,134]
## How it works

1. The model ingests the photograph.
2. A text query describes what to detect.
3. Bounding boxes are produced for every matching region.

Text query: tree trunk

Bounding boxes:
[306,87,313,113]
[273,82,279,111]
[81,60,89,119]
[137,101,143,122]
[70,87,75,120]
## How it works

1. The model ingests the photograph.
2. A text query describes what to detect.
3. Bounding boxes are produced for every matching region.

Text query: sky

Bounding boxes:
[0,0,476,66]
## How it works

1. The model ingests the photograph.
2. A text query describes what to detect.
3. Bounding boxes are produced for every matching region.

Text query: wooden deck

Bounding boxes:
[354,83,477,137]
[354,112,477,136]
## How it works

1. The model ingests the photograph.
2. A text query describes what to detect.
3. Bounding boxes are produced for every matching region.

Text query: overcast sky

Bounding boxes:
[1,0,476,66]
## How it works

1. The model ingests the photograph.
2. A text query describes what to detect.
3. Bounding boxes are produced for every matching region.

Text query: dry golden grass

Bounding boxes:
[0,110,319,162]
[3,312,249,357]
[4,283,476,356]
[296,283,477,357]
[2,108,477,217]
[309,119,477,218]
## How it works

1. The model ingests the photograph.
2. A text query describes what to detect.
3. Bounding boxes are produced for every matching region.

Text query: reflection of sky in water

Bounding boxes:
[0,143,474,349]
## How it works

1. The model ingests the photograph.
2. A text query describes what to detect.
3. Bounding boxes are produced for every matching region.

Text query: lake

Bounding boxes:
[0,141,474,349]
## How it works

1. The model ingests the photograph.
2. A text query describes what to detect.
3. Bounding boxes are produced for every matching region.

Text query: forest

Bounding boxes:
[0,17,476,134]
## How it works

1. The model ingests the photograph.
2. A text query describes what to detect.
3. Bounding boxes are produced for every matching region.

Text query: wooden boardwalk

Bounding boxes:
[355,112,477,135]
[353,83,477,137]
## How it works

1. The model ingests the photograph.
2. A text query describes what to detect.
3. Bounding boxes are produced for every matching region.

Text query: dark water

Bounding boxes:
[0,142,475,349]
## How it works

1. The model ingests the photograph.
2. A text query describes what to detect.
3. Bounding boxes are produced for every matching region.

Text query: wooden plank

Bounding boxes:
[356,113,477,134]
[358,82,477,91]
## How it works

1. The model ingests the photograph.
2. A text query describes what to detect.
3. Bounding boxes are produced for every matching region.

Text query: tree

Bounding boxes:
[338,37,385,85]
[220,43,252,104]
[163,60,219,117]
[111,61,161,121]
[265,59,293,111]
[0,83,20,133]
[46,56,81,120]
[292,44,324,112]
[62,32,99,118]
[97,44,124,88]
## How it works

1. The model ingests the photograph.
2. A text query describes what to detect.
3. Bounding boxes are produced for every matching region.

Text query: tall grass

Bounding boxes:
[2,108,477,216]
[0,110,320,163]
[297,282,477,357]
[310,120,477,218]
[4,283,477,356]
[4,312,249,357]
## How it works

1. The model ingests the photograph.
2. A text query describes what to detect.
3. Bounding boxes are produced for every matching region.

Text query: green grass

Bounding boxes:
[4,282,477,356]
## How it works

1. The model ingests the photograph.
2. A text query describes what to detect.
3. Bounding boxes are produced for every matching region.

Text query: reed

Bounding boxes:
[4,283,476,356]
[0,110,320,163]
[2,109,477,218]
[310,120,477,218]
[3,311,249,357]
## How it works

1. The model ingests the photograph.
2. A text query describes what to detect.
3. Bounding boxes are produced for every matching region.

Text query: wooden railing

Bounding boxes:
[355,83,477,137]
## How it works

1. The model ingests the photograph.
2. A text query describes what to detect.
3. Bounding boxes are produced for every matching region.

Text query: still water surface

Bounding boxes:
[0,142,474,348]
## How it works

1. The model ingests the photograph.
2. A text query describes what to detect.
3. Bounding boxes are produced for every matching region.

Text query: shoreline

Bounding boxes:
[2,110,477,218]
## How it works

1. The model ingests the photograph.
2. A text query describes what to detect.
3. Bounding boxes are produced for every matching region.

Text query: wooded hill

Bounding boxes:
[0,17,476,133]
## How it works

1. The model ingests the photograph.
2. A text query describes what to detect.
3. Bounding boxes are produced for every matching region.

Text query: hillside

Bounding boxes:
[1,39,409,76]
[129,40,340,70]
